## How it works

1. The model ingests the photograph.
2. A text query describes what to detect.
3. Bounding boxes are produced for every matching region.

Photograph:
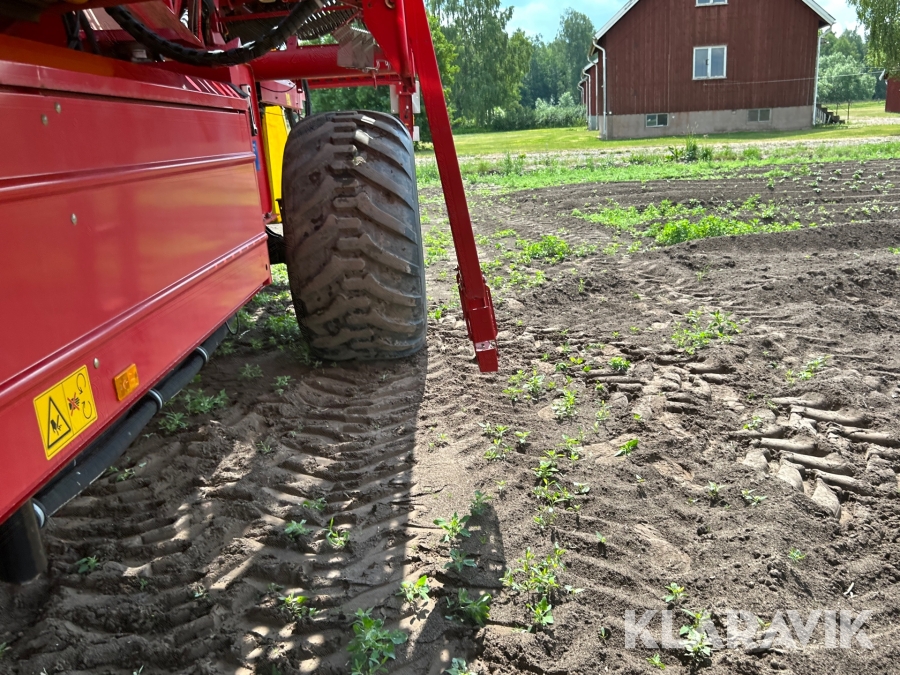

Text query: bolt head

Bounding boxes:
[71,213,77,225]
[55,103,62,113]
[93,358,100,369]
[41,115,48,125]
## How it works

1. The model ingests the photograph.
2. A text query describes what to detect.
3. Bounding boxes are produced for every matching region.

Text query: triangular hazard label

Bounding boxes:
[46,396,72,449]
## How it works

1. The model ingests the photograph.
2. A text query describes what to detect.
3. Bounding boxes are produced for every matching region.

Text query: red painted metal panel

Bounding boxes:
[258,80,303,110]
[0,50,269,525]
[597,0,821,116]
[887,79,900,114]
[0,36,246,110]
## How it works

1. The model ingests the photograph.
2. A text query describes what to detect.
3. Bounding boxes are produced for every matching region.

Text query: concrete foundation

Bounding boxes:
[602,106,813,139]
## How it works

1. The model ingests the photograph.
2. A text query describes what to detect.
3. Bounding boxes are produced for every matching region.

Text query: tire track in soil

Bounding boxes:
[421,166,900,674]
[2,353,475,675]
[5,161,900,675]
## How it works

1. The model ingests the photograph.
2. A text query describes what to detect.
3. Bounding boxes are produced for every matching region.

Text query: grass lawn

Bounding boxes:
[436,101,900,157]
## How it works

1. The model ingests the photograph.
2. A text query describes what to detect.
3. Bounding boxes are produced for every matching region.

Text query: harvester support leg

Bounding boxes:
[402,0,498,372]
[0,500,47,584]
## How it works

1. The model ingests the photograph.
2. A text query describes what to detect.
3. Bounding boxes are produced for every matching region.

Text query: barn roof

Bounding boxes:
[592,0,834,45]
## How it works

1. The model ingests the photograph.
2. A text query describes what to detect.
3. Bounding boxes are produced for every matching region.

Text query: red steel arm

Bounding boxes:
[402,0,499,372]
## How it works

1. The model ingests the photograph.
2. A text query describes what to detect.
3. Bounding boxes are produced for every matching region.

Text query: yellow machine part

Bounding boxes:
[261,106,290,222]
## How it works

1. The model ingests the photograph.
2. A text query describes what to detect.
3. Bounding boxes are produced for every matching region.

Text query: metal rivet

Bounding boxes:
[41,115,48,125]
[55,103,62,113]
[71,214,77,225]
[93,358,100,369]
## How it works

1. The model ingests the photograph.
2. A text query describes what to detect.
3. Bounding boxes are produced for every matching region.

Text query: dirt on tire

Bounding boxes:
[2,159,900,675]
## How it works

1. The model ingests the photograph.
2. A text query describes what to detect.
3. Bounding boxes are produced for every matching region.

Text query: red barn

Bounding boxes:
[581,0,834,139]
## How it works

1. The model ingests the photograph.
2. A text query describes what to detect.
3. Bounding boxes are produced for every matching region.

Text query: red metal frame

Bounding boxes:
[0,0,499,531]
[0,38,269,527]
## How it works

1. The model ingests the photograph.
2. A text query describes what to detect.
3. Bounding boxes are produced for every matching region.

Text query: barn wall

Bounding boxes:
[607,106,811,139]
[597,0,822,118]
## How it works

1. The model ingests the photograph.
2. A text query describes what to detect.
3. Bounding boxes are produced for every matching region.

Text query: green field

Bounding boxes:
[432,101,900,157]
[416,138,900,192]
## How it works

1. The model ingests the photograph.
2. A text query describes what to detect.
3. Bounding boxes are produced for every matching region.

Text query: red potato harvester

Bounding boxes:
[0,0,498,582]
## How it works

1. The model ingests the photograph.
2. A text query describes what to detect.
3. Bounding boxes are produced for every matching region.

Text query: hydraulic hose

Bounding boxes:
[106,0,327,68]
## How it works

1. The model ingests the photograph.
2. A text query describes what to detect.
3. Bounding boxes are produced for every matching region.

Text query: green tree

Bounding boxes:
[555,9,596,100]
[428,0,532,126]
[848,0,900,74]
[818,53,876,119]
[520,11,594,109]
[821,30,867,62]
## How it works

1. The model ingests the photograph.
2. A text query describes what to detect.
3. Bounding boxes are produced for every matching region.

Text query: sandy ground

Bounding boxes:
[2,158,900,675]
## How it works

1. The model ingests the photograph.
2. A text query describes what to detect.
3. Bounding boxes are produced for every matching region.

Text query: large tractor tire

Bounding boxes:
[281,110,427,361]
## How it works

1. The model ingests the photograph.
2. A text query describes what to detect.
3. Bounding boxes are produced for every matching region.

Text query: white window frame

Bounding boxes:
[646,113,669,128]
[696,0,727,5]
[693,46,727,80]
[748,108,772,123]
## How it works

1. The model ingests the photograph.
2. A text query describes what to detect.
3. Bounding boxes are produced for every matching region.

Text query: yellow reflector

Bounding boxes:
[114,364,140,401]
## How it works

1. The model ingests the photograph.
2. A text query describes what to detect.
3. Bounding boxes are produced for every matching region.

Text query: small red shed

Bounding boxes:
[581,0,835,139]
[885,76,900,114]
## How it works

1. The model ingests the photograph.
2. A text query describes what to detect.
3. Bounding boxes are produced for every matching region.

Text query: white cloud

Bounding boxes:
[502,0,862,39]
[819,0,860,35]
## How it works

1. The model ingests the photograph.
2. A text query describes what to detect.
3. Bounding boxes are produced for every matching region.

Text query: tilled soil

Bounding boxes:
[3,160,900,675]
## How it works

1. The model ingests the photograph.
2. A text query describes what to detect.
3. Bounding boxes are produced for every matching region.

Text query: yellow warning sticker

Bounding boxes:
[34,366,98,460]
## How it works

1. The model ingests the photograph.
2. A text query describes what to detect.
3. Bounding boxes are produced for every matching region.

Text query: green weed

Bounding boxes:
[608,356,631,372]
[741,489,767,507]
[664,583,686,603]
[445,589,491,626]
[552,389,578,419]
[434,513,471,542]
[644,214,804,246]
[616,438,639,458]
[785,355,830,385]
[76,556,100,574]
[284,520,311,538]
[303,497,327,511]
[788,547,807,563]
[671,308,743,354]
[683,627,712,662]
[445,658,477,675]
[181,388,228,415]
[647,653,666,670]
[325,518,349,548]
[398,575,430,605]
[527,596,554,631]
[347,608,408,675]
[281,593,318,620]
[273,375,292,395]
[424,227,452,266]
[159,412,188,434]
[469,491,493,517]
[445,549,477,573]
[531,458,559,481]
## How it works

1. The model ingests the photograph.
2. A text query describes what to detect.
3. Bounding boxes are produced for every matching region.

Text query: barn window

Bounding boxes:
[646,114,669,128]
[749,108,772,123]
[693,46,727,79]
[696,0,727,5]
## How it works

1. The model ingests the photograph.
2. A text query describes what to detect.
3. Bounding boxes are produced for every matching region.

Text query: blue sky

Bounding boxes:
[502,0,860,40]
